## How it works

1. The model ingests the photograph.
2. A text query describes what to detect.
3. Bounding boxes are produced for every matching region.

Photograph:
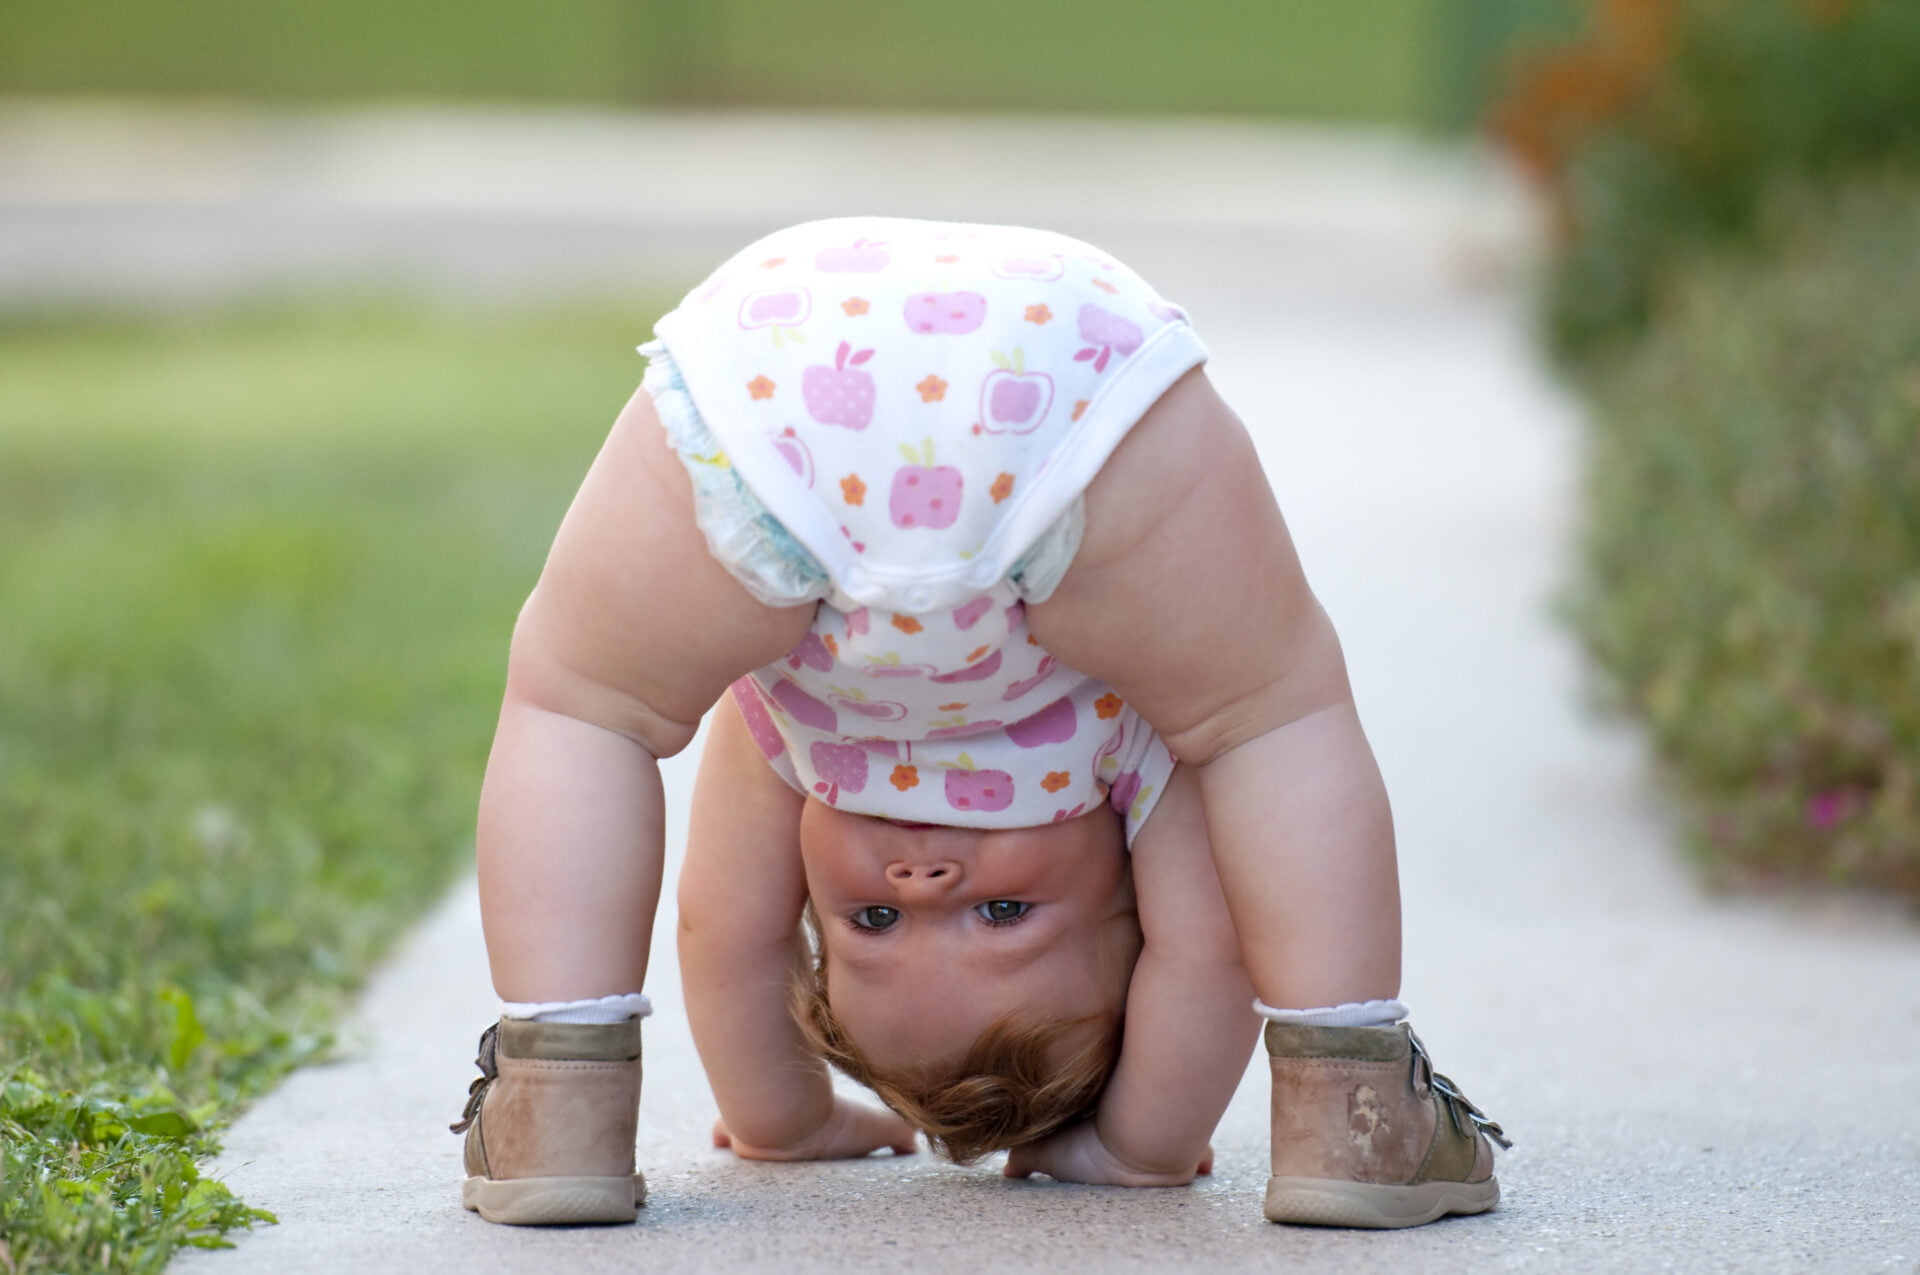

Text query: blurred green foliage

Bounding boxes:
[0,0,1576,130]
[1493,0,1920,352]
[0,305,649,1270]
[1496,0,1920,897]
[1568,177,1920,897]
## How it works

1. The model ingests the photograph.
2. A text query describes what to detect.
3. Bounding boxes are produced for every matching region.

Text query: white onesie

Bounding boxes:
[645,217,1208,840]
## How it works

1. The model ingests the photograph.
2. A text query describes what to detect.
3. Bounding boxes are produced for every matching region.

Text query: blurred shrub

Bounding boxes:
[1566,177,1920,897]
[1492,0,1920,898]
[1488,0,1920,352]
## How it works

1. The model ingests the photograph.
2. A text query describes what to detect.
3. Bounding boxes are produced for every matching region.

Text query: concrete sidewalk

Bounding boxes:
[14,105,1911,1273]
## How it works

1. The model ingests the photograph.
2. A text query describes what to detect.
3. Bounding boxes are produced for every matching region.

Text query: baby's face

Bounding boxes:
[799,800,1141,1074]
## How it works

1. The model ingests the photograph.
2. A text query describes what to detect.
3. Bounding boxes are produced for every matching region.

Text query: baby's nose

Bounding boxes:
[885,860,963,895]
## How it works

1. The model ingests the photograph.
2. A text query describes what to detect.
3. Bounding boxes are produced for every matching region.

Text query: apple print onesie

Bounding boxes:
[644,217,1208,842]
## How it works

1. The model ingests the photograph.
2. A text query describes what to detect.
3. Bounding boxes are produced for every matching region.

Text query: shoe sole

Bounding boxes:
[1264,1174,1499,1229]
[462,1173,647,1225]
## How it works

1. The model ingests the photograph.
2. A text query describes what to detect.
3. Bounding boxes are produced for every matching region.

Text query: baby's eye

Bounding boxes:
[851,906,901,931]
[976,900,1029,925]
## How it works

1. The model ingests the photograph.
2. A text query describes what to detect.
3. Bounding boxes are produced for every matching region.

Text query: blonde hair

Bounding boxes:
[793,906,1122,1164]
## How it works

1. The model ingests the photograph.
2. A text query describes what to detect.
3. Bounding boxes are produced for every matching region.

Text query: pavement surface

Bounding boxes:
[9,103,1916,1274]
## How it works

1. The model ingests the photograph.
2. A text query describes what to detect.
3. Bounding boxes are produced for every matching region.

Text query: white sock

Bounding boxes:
[1254,998,1408,1028]
[499,992,653,1024]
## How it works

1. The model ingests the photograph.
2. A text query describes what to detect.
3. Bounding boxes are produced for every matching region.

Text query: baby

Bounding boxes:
[450,216,1508,1230]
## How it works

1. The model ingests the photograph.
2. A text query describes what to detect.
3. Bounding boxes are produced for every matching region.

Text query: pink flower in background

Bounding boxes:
[1805,786,1867,830]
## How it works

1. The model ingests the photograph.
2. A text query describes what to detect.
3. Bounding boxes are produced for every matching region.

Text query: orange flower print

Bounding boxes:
[823,633,839,657]
[892,614,924,635]
[935,253,961,264]
[1095,692,1124,720]
[1092,277,1118,294]
[938,702,967,712]
[1042,771,1071,793]
[891,765,919,791]
[917,374,948,403]
[1025,304,1053,325]
[762,256,787,268]
[1072,399,1089,421]
[840,474,866,506]
[748,376,776,401]
[842,297,870,317]
[990,472,1014,504]
[966,646,990,663]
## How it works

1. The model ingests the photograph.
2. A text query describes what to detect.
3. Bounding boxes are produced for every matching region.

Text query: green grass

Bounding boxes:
[0,0,1577,130]
[0,303,655,1271]
[1568,175,1920,898]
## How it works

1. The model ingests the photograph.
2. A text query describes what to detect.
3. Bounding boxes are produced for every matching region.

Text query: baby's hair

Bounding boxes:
[793,905,1122,1164]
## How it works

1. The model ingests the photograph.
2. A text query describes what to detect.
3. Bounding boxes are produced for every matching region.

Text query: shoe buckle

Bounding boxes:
[449,1021,500,1135]
[1408,1029,1513,1151]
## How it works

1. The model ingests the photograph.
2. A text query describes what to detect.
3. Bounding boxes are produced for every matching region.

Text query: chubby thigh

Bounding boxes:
[1026,367,1349,767]
[506,383,820,755]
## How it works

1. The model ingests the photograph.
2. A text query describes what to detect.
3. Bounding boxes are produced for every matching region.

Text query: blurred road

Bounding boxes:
[10,104,1911,1274]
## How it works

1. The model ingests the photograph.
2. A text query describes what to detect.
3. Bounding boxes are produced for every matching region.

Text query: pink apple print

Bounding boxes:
[786,631,833,672]
[1001,654,1060,702]
[1149,299,1188,323]
[952,597,994,630]
[931,648,1004,684]
[816,239,890,272]
[1052,803,1088,823]
[904,290,987,335]
[738,288,812,348]
[854,738,909,761]
[1075,304,1145,373]
[978,348,1054,436]
[845,608,871,637]
[890,437,962,530]
[770,427,814,487]
[803,342,876,429]
[1109,770,1143,815]
[830,689,908,722]
[1006,696,1076,749]
[944,758,1014,813]
[811,742,870,805]
[729,680,787,760]
[770,678,836,732]
[990,253,1065,281]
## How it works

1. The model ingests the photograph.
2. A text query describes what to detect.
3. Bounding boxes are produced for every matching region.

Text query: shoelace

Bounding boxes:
[449,1021,499,1135]
[1410,1030,1513,1150]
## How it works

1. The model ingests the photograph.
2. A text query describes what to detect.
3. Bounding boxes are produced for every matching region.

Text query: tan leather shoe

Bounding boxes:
[450,1017,647,1224]
[1263,1021,1509,1228]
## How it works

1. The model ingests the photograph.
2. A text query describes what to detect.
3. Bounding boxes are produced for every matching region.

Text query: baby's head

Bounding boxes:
[791,799,1142,1162]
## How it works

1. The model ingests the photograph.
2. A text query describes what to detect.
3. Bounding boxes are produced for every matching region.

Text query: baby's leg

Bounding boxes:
[1029,368,1506,1227]
[478,383,815,1003]
[458,385,816,1226]
[1028,368,1398,1009]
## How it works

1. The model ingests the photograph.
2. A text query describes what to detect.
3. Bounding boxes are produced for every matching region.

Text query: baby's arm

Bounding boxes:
[679,695,917,1161]
[1004,763,1258,1186]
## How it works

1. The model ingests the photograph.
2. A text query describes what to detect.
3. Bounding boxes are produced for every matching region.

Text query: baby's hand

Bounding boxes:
[1004,1120,1213,1188]
[712,1096,918,1162]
